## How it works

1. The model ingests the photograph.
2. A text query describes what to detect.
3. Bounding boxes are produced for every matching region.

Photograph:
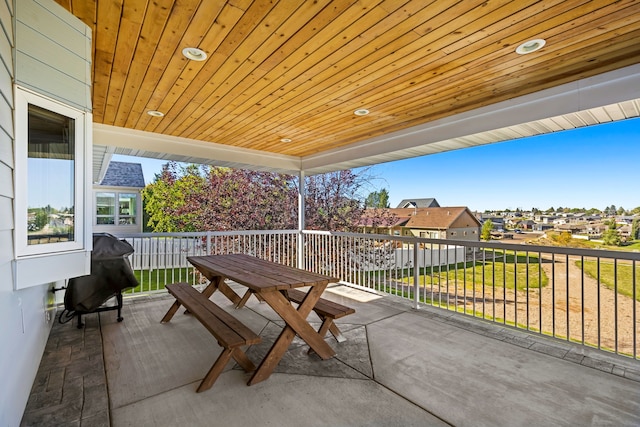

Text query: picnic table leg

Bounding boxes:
[235,289,254,309]
[248,286,336,386]
[216,279,243,306]
[201,276,223,298]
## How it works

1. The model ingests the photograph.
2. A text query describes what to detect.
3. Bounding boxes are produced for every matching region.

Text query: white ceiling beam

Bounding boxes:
[301,64,640,174]
[93,124,302,174]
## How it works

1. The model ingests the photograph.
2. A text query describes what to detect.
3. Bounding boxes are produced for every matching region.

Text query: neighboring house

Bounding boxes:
[616,215,636,225]
[533,223,555,232]
[480,215,505,231]
[555,223,587,235]
[360,207,481,242]
[396,198,440,208]
[93,162,145,233]
[617,224,632,240]
[517,219,536,230]
[586,222,608,238]
[534,214,558,223]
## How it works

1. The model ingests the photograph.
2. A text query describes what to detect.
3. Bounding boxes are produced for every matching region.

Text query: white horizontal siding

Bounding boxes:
[0,126,12,168]
[15,0,90,111]
[0,88,11,137]
[0,0,13,65]
[0,162,11,198]
[0,195,11,230]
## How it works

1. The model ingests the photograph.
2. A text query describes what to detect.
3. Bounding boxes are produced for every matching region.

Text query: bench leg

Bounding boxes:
[307,317,346,354]
[197,347,256,393]
[197,348,233,393]
[328,322,347,343]
[317,317,346,343]
[161,300,182,323]
[231,347,256,372]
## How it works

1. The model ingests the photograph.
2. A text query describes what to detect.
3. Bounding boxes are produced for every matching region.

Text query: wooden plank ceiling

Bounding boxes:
[56,0,640,159]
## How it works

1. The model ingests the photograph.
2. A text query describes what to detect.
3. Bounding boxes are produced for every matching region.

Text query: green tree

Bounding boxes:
[364,189,390,208]
[143,163,376,232]
[602,222,621,246]
[631,218,640,240]
[144,163,299,232]
[143,163,209,232]
[481,220,493,241]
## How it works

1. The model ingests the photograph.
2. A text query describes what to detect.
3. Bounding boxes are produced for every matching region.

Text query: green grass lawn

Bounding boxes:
[126,267,199,293]
[577,260,640,301]
[394,251,548,291]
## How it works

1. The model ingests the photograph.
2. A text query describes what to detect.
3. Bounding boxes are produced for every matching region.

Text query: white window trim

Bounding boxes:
[95,191,139,226]
[14,86,92,258]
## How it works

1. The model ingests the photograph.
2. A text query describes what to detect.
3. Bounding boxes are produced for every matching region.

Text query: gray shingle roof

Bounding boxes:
[100,161,145,188]
[396,198,440,208]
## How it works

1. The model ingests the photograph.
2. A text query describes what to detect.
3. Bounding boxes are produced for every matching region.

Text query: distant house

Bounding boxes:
[536,215,558,224]
[479,215,505,231]
[396,198,440,208]
[533,223,554,232]
[360,206,480,241]
[93,161,145,233]
[517,219,536,230]
[617,224,632,240]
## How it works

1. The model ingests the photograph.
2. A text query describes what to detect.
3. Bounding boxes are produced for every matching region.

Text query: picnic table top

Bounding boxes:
[187,254,338,293]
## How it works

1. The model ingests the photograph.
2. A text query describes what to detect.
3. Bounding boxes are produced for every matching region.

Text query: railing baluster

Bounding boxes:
[565,253,569,342]
[552,252,556,338]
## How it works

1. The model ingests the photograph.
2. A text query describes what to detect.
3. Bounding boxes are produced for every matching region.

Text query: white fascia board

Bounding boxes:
[93,124,302,174]
[301,64,640,174]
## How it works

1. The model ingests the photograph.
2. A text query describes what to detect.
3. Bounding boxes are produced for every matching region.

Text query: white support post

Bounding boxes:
[297,170,305,270]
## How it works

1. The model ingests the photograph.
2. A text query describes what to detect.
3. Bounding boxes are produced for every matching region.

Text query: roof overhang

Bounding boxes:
[93,63,640,180]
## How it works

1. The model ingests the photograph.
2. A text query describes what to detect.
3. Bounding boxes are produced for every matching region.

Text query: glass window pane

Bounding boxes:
[97,216,115,225]
[119,193,137,225]
[96,192,115,216]
[27,105,75,245]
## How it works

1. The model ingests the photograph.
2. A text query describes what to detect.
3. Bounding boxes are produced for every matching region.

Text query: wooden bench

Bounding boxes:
[284,289,355,343]
[161,282,261,393]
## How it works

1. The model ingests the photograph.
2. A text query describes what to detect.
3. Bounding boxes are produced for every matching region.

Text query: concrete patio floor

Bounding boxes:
[22,283,640,426]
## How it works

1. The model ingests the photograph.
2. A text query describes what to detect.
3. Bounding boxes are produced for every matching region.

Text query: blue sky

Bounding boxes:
[113,116,640,213]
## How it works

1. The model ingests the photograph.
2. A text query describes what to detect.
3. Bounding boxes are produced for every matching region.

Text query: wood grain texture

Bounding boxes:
[54,0,640,158]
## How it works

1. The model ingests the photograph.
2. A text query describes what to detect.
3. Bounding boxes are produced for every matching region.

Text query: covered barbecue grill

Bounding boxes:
[60,233,138,328]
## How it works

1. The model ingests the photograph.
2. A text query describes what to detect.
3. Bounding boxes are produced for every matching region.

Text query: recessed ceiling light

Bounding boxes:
[515,38,546,55]
[182,47,207,61]
[147,110,164,117]
[354,109,370,116]
[280,138,292,143]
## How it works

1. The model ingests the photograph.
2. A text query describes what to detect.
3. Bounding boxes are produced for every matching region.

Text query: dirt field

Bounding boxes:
[423,233,639,357]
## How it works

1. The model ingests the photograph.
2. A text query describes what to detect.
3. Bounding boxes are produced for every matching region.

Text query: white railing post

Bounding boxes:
[297,170,305,269]
[413,237,420,310]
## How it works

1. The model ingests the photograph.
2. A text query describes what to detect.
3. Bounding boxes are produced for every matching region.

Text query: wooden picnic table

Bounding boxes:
[187,254,339,385]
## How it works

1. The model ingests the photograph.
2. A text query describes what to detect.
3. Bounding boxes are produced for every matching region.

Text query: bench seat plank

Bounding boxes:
[162,282,261,392]
[285,289,355,343]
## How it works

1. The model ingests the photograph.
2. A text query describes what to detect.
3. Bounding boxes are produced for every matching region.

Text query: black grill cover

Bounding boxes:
[64,233,138,313]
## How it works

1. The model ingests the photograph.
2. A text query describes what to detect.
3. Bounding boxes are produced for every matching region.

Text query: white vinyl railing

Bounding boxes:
[117,230,639,360]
